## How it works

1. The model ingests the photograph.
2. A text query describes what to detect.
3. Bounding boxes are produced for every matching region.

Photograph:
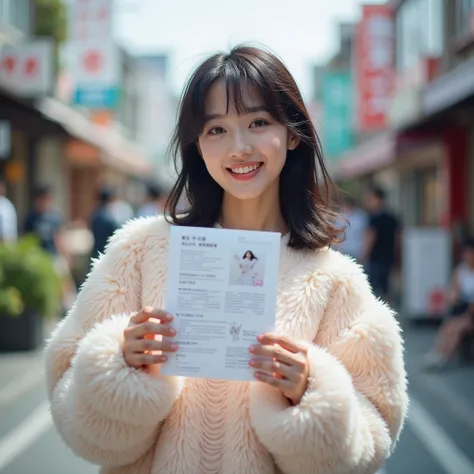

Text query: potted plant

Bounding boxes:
[0,236,61,352]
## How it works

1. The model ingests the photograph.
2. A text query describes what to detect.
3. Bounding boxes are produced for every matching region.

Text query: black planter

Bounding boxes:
[0,309,44,352]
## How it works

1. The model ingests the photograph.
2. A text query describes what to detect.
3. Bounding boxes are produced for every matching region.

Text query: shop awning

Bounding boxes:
[0,86,66,136]
[336,131,397,179]
[36,97,153,177]
[422,56,474,117]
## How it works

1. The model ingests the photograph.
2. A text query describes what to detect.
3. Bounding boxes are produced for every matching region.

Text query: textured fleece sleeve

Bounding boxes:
[44,222,184,468]
[249,268,408,474]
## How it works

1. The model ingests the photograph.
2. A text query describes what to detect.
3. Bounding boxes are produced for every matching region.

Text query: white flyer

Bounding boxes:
[161,226,282,381]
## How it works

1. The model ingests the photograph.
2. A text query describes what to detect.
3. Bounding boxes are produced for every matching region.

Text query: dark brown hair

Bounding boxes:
[166,45,343,250]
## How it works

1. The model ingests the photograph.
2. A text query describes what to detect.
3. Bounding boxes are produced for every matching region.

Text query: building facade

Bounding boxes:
[333,0,474,234]
[0,0,153,227]
[325,0,474,317]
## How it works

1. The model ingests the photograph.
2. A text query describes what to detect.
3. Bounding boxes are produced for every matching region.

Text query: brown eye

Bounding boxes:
[209,126,225,135]
[250,119,269,128]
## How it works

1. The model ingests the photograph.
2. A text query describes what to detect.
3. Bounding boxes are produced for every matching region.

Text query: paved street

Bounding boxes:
[0,318,473,474]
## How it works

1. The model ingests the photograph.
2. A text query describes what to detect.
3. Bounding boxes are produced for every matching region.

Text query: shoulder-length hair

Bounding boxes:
[166,45,343,250]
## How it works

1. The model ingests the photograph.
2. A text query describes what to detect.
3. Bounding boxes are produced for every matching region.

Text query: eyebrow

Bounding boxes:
[203,106,269,123]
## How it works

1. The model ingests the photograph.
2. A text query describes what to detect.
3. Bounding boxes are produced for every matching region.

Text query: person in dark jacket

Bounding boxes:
[363,185,400,303]
[90,187,120,260]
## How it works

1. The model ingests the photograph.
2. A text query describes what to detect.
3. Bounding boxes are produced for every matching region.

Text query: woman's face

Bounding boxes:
[198,80,299,201]
[245,252,251,259]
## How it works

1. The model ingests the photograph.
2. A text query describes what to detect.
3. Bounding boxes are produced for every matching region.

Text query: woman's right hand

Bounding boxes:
[123,307,178,369]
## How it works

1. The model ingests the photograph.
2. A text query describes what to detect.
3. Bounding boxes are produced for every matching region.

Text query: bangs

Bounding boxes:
[188,54,286,139]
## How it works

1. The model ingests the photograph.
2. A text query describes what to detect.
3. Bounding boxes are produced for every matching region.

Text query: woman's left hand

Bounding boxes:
[249,333,309,405]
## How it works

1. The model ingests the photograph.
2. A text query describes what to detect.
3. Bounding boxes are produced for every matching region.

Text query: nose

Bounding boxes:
[230,131,253,159]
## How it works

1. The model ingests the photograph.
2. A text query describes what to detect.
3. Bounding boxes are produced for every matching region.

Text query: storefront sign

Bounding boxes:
[321,71,354,159]
[73,85,119,108]
[0,38,54,98]
[68,0,113,41]
[402,227,452,320]
[355,4,395,132]
[67,0,119,109]
[70,40,120,108]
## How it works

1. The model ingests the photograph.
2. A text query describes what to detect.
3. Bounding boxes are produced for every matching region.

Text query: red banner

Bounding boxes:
[355,4,395,132]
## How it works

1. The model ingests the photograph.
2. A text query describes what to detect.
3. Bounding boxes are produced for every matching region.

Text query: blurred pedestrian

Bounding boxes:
[363,185,400,303]
[335,196,368,263]
[45,45,407,474]
[137,182,166,217]
[0,176,17,243]
[24,185,63,256]
[423,239,474,370]
[90,187,121,260]
[24,185,76,312]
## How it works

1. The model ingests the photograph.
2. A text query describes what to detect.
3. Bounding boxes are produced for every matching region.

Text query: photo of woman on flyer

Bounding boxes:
[234,250,258,285]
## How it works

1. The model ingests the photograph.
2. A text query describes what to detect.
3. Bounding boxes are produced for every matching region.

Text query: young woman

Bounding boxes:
[45,46,407,474]
[235,250,258,285]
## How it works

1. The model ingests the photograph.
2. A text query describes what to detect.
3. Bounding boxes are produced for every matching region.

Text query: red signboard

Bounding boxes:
[355,4,395,132]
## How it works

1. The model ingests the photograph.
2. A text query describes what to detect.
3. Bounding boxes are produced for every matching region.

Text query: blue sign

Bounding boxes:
[321,71,354,160]
[73,86,119,109]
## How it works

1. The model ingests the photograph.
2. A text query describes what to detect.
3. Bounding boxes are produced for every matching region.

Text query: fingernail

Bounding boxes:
[257,335,263,341]
[249,360,256,367]
[169,328,176,336]
[159,355,168,362]
[249,345,256,352]
[171,344,179,351]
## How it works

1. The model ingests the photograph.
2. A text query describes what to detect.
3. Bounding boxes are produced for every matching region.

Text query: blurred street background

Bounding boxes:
[1,0,474,473]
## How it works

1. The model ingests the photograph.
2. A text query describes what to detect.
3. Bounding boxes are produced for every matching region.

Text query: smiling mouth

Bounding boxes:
[227,162,263,175]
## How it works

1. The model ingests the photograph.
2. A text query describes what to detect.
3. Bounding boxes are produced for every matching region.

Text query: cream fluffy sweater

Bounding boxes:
[45,216,408,474]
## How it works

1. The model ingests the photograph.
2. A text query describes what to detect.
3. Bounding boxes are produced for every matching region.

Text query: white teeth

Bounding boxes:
[230,163,261,174]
